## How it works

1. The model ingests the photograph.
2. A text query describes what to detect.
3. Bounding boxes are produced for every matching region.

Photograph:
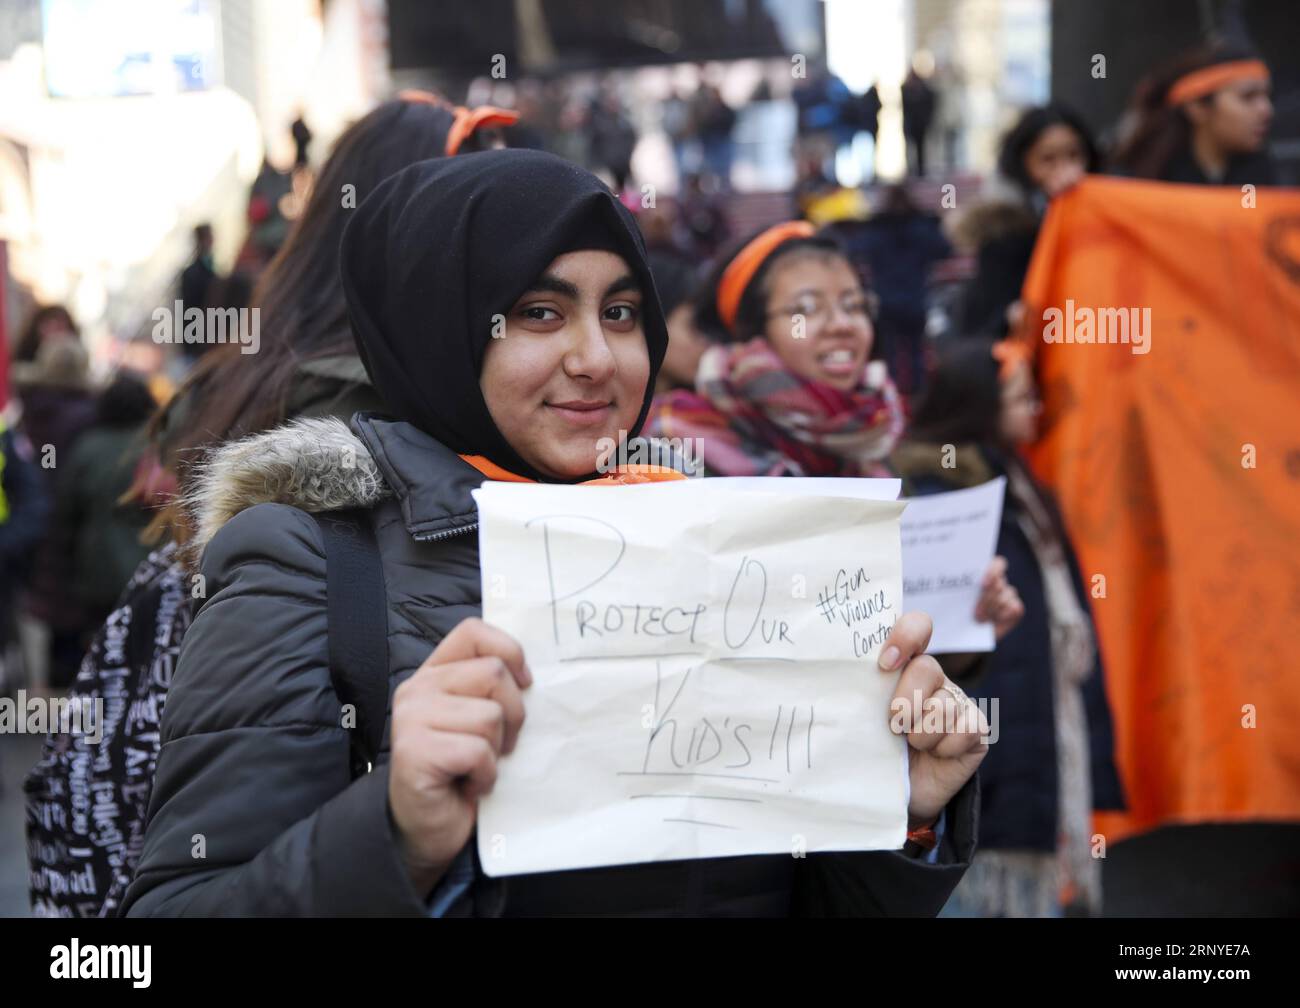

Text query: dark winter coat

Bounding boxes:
[16,383,96,627]
[122,413,979,917]
[0,424,49,646]
[51,424,153,615]
[893,441,1124,852]
[16,383,97,469]
[954,201,1040,341]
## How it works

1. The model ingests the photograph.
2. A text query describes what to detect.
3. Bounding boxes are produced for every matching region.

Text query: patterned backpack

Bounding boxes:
[24,543,189,916]
[24,509,388,916]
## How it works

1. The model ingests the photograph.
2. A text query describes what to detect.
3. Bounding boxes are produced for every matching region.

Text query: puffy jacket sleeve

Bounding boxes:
[793,774,979,917]
[121,503,429,917]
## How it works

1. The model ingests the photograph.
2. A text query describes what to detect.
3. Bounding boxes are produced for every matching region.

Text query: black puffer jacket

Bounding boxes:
[122,412,977,917]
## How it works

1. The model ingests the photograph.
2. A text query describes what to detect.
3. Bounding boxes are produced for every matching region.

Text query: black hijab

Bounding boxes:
[339,148,668,481]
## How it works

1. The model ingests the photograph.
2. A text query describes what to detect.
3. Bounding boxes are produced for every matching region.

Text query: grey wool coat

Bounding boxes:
[122,412,978,917]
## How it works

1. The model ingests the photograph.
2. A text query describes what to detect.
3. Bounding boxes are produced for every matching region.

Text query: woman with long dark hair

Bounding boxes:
[892,339,1124,916]
[24,94,517,918]
[157,93,518,544]
[1110,42,1275,184]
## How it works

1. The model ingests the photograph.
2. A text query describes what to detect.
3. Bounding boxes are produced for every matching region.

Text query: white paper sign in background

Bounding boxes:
[473,479,908,877]
[900,477,1006,654]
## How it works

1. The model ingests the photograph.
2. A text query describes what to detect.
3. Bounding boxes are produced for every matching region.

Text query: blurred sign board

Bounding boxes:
[41,0,220,99]
[388,0,825,74]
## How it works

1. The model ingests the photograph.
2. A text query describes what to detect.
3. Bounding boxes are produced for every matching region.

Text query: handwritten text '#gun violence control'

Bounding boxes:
[527,515,894,660]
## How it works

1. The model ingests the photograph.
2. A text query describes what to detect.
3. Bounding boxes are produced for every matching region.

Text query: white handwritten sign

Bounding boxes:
[473,479,908,876]
[900,478,1006,654]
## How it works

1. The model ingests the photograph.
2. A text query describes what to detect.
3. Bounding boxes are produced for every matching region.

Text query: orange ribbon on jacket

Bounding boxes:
[459,454,687,486]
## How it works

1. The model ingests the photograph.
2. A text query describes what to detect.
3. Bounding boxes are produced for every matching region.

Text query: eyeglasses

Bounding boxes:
[766,293,875,329]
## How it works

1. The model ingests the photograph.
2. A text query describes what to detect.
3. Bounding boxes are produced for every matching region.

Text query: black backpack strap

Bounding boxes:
[312,508,389,772]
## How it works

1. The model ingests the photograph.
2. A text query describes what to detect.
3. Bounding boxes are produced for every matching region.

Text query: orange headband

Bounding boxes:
[716,220,816,331]
[1166,59,1269,106]
[991,338,1031,382]
[396,90,520,156]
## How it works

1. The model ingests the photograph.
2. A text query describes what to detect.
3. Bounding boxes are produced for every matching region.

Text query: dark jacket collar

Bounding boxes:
[350,412,484,540]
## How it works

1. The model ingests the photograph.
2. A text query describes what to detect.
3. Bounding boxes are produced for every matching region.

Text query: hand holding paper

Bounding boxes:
[878,611,990,830]
[387,618,533,896]
[465,477,987,878]
[473,478,909,875]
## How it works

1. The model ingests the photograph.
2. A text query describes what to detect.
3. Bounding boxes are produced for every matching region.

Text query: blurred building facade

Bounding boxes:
[905,0,1049,177]
[0,0,388,368]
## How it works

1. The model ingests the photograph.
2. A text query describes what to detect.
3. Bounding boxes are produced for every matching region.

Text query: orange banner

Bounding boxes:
[1021,176,1300,843]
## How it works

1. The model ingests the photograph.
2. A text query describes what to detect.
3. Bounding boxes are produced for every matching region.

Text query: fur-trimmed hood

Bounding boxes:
[890,439,995,493]
[948,199,1038,255]
[182,416,392,563]
[182,413,701,565]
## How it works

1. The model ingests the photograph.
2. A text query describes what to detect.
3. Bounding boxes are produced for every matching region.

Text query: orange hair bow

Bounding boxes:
[397,89,520,156]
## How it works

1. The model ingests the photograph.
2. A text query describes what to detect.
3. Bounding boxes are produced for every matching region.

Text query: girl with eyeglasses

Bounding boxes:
[645,223,1024,646]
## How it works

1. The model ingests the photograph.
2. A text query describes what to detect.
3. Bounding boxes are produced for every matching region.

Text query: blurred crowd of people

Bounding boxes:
[2,310,160,691]
[1,36,1284,918]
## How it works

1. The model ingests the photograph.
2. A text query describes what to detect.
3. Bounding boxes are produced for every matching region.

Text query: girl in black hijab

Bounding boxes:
[339,147,670,482]
[125,149,984,918]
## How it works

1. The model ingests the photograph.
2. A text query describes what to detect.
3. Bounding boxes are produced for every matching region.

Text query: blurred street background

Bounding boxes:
[1,0,1298,918]
[2,0,1295,374]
